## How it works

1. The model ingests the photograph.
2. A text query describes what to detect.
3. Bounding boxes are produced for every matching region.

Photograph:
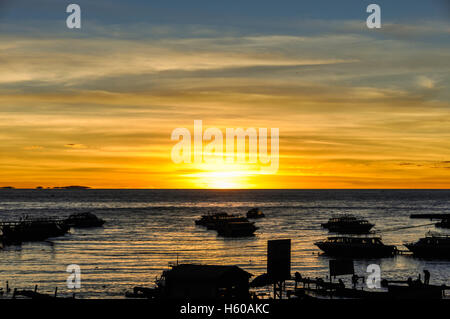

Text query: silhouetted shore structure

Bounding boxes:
[126,264,252,299]
[124,239,450,301]
[195,212,258,237]
[321,215,374,234]
[0,282,76,300]
[12,286,75,300]
[294,273,449,300]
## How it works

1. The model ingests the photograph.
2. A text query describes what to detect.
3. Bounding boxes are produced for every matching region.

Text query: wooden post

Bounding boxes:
[54,287,58,298]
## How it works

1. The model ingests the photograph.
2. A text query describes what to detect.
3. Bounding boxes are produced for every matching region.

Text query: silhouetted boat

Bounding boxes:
[321,215,374,234]
[436,219,450,229]
[195,213,247,229]
[195,213,258,237]
[195,212,234,227]
[404,232,450,258]
[246,208,265,219]
[315,235,396,257]
[65,212,105,228]
[1,218,69,245]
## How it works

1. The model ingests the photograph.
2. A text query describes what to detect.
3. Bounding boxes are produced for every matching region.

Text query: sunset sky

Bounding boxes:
[0,0,449,189]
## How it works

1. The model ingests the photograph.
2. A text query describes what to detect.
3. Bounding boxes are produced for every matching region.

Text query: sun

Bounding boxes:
[208,180,241,189]
[193,171,247,189]
[183,163,260,189]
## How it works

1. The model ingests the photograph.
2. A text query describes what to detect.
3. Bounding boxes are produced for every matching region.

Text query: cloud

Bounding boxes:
[64,143,87,149]
[23,145,44,150]
[416,76,436,89]
[0,15,449,188]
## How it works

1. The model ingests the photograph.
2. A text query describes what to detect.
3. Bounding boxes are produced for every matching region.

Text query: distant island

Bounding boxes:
[52,186,91,189]
[33,185,91,190]
[2,185,91,190]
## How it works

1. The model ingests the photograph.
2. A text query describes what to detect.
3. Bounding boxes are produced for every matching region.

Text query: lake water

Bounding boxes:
[0,189,449,298]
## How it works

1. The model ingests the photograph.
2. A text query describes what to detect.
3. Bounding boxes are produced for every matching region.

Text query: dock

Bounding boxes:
[410,214,450,220]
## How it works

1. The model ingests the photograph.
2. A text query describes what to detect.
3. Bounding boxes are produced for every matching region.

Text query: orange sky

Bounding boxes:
[1,15,449,189]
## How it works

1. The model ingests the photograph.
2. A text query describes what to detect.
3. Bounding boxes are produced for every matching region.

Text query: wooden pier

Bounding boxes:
[410,214,450,220]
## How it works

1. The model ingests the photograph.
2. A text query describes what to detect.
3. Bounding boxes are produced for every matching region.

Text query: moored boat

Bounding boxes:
[64,212,105,228]
[195,213,258,237]
[404,232,450,258]
[195,212,232,227]
[321,215,374,234]
[195,213,247,230]
[315,235,396,257]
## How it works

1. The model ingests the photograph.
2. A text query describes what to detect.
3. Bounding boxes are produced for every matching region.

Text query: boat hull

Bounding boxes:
[404,244,450,259]
[315,242,396,258]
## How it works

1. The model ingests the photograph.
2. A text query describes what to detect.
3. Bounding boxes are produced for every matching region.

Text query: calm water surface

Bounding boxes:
[0,189,449,298]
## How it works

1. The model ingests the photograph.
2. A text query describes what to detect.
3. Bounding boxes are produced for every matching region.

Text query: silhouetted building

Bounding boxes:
[160,264,252,299]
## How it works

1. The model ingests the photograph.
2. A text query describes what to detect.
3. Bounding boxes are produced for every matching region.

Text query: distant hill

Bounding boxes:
[52,186,91,189]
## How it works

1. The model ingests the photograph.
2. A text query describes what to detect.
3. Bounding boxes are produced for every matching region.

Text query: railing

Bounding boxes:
[0,217,66,227]
[426,231,450,238]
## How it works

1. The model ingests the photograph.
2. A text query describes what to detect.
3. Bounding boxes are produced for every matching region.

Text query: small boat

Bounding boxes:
[64,212,105,228]
[246,208,265,219]
[436,219,450,229]
[195,212,231,226]
[321,215,374,234]
[195,212,257,237]
[315,235,396,258]
[404,232,450,258]
[195,213,247,230]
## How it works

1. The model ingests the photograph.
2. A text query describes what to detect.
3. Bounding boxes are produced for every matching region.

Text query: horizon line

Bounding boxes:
[2,188,450,191]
